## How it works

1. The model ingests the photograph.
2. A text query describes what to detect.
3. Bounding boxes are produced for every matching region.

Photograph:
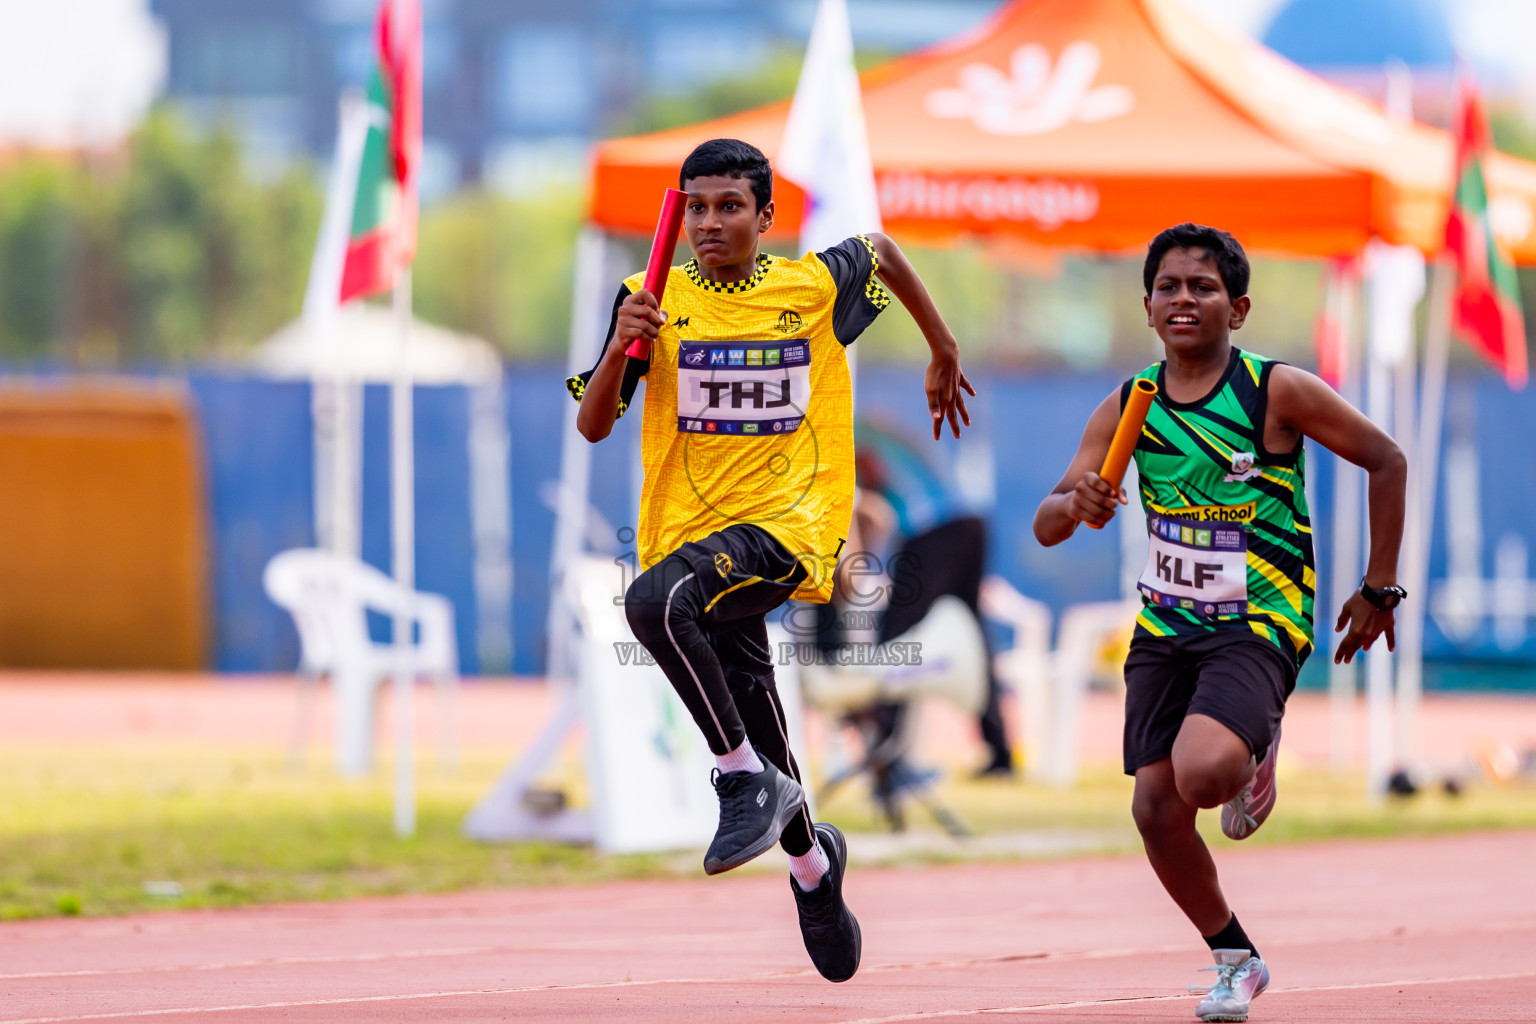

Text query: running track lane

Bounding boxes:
[1,831,1532,1023]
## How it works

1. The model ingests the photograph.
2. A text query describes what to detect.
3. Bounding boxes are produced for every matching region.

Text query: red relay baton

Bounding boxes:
[624,187,688,359]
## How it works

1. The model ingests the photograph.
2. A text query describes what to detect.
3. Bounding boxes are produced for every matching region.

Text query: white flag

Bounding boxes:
[303,89,372,336]
[778,0,882,255]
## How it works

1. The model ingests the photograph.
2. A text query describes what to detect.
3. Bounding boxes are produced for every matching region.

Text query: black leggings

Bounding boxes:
[624,525,816,856]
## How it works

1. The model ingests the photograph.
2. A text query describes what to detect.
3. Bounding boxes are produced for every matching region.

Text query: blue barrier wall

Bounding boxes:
[184,366,1536,682]
[190,374,314,673]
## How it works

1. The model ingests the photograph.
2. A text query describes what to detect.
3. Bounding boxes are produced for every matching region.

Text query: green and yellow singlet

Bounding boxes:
[1127,348,1316,667]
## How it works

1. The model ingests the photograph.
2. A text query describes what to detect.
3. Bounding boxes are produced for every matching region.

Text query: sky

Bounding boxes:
[5,0,1536,148]
[0,0,163,148]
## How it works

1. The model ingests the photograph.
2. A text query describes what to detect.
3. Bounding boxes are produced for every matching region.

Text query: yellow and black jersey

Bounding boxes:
[567,236,890,602]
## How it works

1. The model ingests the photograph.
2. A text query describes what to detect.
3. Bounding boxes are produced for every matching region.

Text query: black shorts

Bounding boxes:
[632,525,807,689]
[1122,630,1296,776]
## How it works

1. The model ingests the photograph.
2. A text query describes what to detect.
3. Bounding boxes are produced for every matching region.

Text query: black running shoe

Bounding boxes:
[792,822,861,983]
[702,757,806,876]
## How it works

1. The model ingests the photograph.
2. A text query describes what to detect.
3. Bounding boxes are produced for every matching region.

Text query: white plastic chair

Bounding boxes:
[981,575,1139,787]
[264,548,459,776]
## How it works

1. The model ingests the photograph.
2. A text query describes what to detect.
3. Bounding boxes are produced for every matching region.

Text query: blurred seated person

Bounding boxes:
[853,416,1015,778]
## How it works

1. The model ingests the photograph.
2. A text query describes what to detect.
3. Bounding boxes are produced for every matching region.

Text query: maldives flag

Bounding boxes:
[1445,75,1527,389]
[339,0,422,303]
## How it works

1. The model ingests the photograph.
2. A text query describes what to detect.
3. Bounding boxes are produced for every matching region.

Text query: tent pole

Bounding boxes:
[1398,258,1453,770]
[1364,355,1394,800]
[547,226,609,683]
[469,376,514,676]
[392,269,417,838]
[304,90,370,561]
[1328,264,1362,775]
[464,226,607,841]
[1391,292,1420,776]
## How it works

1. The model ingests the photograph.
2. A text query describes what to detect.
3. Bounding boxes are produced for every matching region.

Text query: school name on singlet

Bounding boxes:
[675,339,811,436]
[1147,500,1257,524]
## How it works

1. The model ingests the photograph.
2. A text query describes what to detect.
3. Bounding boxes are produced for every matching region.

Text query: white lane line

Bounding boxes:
[0,941,1193,987]
[828,969,1536,1024]
[0,971,799,1024]
[0,947,496,981]
[7,966,1536,1024]
[6,919,1533,987]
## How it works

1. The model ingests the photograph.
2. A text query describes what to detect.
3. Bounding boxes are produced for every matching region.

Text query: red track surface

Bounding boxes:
[3,678,1534,774]
[3,831,1533,1023]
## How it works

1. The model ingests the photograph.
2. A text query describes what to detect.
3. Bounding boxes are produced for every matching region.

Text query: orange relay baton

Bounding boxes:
[624,187,688,360]
[1088,377,1157,529]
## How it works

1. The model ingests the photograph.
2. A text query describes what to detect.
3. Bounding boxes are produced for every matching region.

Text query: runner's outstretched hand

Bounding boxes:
[1333,593,1395,664]
[925,344,975,439]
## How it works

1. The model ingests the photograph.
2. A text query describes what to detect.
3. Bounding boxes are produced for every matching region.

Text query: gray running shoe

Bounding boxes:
[791,822,861,983]
[702,757,806,876]
[1190,948,1270,1022]
[1222,725,1280,840]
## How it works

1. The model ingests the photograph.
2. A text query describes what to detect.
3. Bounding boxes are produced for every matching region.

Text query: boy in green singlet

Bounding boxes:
[1033,224,1406,1023]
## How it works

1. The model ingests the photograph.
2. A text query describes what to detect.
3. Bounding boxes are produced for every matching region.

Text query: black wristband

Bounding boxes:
[1359,577,1407,611]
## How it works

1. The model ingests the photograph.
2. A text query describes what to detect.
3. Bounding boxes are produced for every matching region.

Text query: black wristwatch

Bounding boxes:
[1359,577,1407,611]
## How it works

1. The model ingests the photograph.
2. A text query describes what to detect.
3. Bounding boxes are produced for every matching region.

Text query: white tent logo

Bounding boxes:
[925,42,1133,136]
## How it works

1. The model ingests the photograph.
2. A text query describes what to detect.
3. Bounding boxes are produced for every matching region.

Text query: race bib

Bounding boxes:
[676,340,811,437]
[1137,512,1248,617]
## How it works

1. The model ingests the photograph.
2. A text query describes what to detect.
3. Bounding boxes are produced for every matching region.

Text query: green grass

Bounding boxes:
[0,747,669,920]
[2,746,1533,920]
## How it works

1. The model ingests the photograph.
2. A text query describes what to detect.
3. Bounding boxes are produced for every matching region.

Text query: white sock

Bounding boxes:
[789,839,831,892]
[715,741,764,775]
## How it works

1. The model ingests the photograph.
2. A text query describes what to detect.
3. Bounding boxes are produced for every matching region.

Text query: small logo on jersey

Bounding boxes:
[766,350,781,366]
[1204,604,1216,614]
[705,421,717,432]
[1225,452,1261,483]
[673,316,691,328]
[714,552,733,578]
[776,310,803,333]
[684,349,706,366]
[1180,599,1195,609]
[773,420,784,432]
[743,423,759,434]
[746,349,764,365]
[728,350,745,365]
[709,350,726,365]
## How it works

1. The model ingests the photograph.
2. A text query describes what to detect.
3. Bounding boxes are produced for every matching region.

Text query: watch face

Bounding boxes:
[1361,581,1403,610]
[1365,585,1404,610]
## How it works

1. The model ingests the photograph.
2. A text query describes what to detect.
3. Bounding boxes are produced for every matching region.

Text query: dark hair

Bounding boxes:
[1143,223,1250,298]
[679,138,773,212]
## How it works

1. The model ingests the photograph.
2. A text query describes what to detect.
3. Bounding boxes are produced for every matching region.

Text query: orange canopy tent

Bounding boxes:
[588,0,1536,262]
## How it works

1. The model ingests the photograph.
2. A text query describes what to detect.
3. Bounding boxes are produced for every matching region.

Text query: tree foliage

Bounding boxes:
[0,110,320,366]
[412,187,583,360]
[0,109,588,366]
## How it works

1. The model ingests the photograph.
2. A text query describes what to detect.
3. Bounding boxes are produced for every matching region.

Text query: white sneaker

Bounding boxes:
[1190,948,1269,1022]
[1222,726,1280,840]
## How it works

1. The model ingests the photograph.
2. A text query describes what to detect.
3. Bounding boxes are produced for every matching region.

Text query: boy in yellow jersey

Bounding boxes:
[1034,224,1406,1022]
[569,139,973,983]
